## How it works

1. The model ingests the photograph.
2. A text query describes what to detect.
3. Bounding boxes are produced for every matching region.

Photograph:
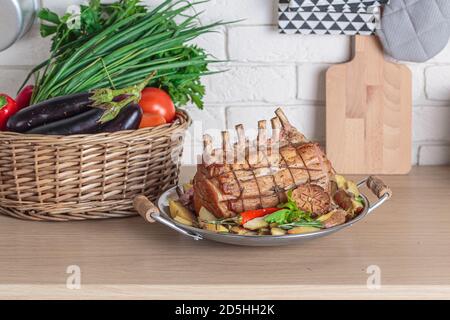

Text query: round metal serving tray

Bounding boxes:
[134,176,391,246]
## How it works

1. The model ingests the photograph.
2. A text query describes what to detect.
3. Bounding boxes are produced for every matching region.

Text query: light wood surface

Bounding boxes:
[326,35,412,175]
[0,166,449,299]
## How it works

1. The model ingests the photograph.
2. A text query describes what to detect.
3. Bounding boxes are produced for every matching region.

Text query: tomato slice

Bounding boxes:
[139,88,175,123]
[139,113,167,128]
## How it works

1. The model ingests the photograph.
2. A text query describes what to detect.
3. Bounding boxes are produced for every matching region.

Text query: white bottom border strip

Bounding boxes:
[1,284,450,300]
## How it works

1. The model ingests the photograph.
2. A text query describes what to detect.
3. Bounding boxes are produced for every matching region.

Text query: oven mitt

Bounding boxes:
[377,0,450,62]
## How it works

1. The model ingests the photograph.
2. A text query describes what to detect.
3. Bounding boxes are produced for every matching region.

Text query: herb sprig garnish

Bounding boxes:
[264,190,323,230]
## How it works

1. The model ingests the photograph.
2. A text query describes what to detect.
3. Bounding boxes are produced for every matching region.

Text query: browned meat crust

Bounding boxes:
[322,210,348,228]
[193,109,335,218]
[194,142,334,218]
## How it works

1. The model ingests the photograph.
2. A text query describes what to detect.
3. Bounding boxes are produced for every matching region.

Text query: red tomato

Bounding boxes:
[139,113,167,128]
[139,88,175,123]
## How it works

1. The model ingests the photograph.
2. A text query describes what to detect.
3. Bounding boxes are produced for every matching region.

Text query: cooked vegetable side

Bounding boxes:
[164,109,371,237]
[129,108,392,244]
[215,208,281,226]
[168,172,365,236]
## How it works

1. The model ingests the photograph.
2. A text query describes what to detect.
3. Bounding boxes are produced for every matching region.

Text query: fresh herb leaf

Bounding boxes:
[265,189,314,225]
[355,195,364,205]
[39,24,57,37]
[279,220,323,230]
[264,209,291,225]
[38,8,61,25]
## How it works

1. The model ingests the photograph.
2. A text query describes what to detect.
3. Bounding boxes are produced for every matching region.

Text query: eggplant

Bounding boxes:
[6,92,91,132]
[26,103,142,135]
[94,103,142,133]
[26,108,104,135]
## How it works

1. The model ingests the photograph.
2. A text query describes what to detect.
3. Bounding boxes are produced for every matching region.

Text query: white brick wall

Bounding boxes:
[297,64,330,101]
[0,68,33,97]
[425,66,450,101]
[226,105,325,142]
[0,27,51,66]
[419,145,450,165]
[1,0,448,166]
[204,64,296,103]
[228,26,351,63]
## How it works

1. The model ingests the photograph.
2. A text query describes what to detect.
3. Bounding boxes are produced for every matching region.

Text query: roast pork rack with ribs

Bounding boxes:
[193,108,336,219]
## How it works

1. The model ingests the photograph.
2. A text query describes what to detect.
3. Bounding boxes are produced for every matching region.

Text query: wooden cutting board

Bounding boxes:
[326,35,412,175]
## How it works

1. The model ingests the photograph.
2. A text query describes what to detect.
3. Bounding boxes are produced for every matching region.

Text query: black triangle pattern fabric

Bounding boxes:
[289,0,388,12]
[278,0,388,35]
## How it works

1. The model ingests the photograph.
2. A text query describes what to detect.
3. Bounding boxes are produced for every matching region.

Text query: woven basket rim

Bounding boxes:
[0,109,190,221]
[0,109,191,141]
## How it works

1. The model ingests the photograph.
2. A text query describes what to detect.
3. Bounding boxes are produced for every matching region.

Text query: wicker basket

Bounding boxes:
[0,110,190,221]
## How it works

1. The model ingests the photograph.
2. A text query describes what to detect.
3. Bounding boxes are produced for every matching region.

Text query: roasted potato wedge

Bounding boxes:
[230,226,259,236]
[287,226,320,234]
[183,183,193,193]
[335,174,347,189]
[346,180,360,197]
[270,227,287,236]
[198,207,216,227]
[316,209,337,222]
[258,228,271,235]
[230,226,248,235]
[243,216,269,230]
[173,215,194,226]
[169,199,196,222]
[204,223,229,233]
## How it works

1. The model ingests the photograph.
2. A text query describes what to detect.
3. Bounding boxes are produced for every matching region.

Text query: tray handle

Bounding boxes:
[134,195,159,223]
[357,176,392,214]
[133,195,203,241]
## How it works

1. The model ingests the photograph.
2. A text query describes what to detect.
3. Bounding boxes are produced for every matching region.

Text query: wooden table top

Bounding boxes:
[0,166,449,299]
